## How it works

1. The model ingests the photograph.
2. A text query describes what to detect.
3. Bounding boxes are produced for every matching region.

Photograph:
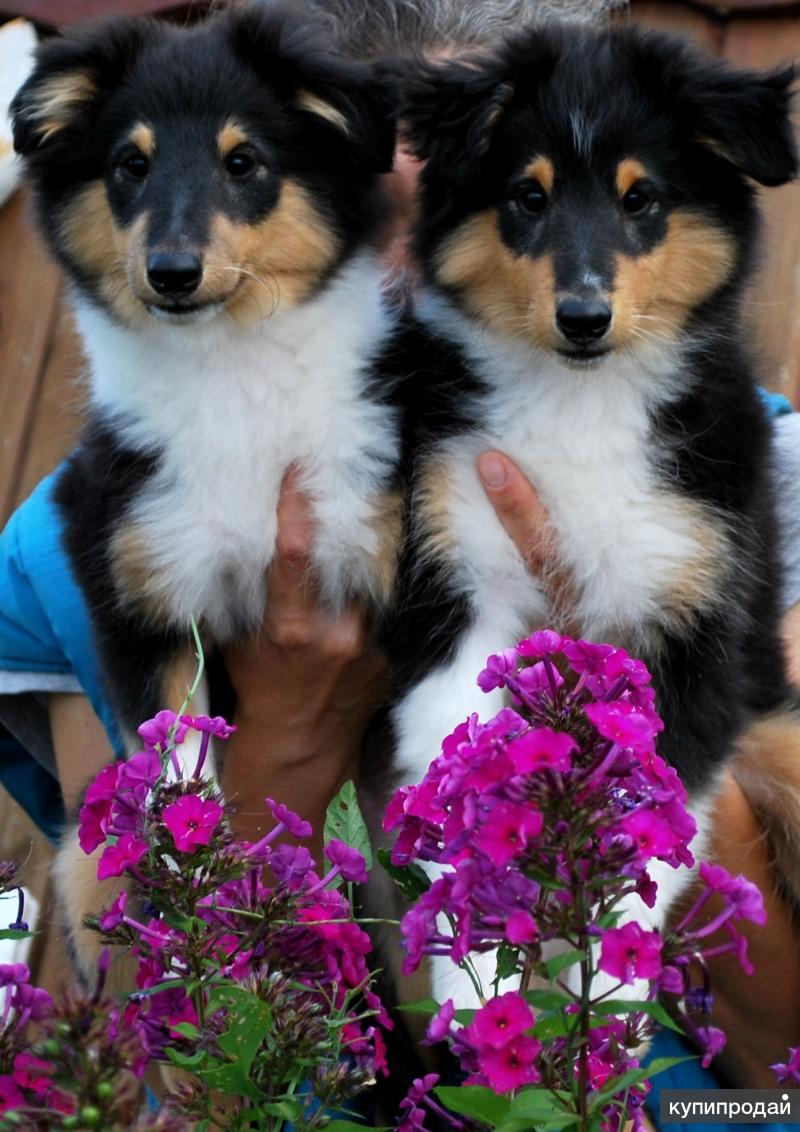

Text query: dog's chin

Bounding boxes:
[146,298,228,326]
[555,346,612,370]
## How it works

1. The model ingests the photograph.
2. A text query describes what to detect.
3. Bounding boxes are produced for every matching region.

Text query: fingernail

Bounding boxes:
[477,452,508,490]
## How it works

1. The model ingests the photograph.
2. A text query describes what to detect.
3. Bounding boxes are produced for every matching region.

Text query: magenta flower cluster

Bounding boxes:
[386,631,767,1128]
[3,712,386,1129]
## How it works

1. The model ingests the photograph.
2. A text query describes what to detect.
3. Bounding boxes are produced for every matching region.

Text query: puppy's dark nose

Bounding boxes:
[146,251,202,297]
[556,298,612,344]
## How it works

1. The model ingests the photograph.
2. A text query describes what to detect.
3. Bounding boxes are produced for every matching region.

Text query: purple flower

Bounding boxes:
[599,922,664,984]
[11,981,53,1021]
[466,992,535,1051]
[0,963,29,987]
[97,834,148,880]
[477,1035,542,1092]
[427,1000,455,1043]
[772,1047,800,1085]
[117,749,162,793]
[698,862,767,924]
[518,630,565,658]
[325,840,368,884]
[477,648,519,692]
[162,795,224,852]
[98,891,128,932]
[505,909,538,944]
[180,713,237,739]
[696,1025,726,1069]
[584,701,659,753]
[266,799,313,840]
[0,1076,24,1115]
[618,809,677,863]
[507,727,577,775]
[137,710,188,751]
[475,801,542,866]
[77,763,121,853]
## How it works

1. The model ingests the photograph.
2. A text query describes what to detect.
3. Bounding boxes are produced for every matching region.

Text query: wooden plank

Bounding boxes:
[629,0,723,48]
[0,189,60,527]
[14,303,86,509]
[721,16,800,401]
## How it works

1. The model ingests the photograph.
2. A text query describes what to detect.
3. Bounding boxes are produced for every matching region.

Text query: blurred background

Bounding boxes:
[0,0,798,985]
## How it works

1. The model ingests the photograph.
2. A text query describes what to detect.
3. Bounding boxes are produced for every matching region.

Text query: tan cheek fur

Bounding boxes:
[610,212,736,348]
[58,181,151,327]
[436,210,559,349]
[209,179,340,322]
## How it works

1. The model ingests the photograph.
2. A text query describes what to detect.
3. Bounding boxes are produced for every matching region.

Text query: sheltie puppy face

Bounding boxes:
[405,26,797,367]
[12,6,395,328]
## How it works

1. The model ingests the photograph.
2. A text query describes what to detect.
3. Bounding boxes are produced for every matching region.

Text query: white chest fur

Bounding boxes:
[423,300,720,646]
[76,255,400,639]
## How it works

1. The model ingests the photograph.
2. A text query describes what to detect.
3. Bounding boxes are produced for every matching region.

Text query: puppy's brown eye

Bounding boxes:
[622,183,654,215]
[225,150,256,178]
[121,153,149,180]
[514,180,548,214]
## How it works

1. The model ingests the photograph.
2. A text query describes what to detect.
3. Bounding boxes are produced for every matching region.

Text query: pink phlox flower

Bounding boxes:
[658,964,686,996]
[507,727,577,775]
[578,1052,615,1091]
[98,891,128,932]
[518,629,565,658]
[138,710,188,751]
[0,963,29,987]
[163,795,224,852]
[0,1076,25,1115]
[180,713,236,740]
[325,839,368,884]
[584,701,659,753]
[166,997,199,1040]
[771,1047,800,1085]
[475,800,542,866]
[97,833,148,880]
[77,763,121,853]
[695,1025,726,1069]
[270,843,316,888]
[117,749,162,794]
[426,999,455,1044]
[10,982,52,1021]
[477,648,519,692]
[634,872,659,908]
[466,992,535,1051]
[698,862,767,924]
[266,798,312,840]
[618,808,678,863]
[12,1053,53,1097]
[505,909,538,944]
[516,661,564,696]
[599,922,664,984]
[477,1035,542,1091]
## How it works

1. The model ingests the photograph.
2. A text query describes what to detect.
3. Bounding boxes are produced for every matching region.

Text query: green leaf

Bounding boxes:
[164,1046,207,1069]
[435,1086,512,1125]
[376,849,431,904]
[400,998,474,1026]
[544,948,586,980]
[198,986,272,1099]
[0,929,33,941]
[173,1021,201,1040]
[593,999,684,1034]
[324,781,373,871]
[525,989,573,1011]
[508,1090,577,1122]
[494,943,520,983]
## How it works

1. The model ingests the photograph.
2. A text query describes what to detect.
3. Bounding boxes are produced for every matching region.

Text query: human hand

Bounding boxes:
[476,449,575,620]
[221,469,387,851]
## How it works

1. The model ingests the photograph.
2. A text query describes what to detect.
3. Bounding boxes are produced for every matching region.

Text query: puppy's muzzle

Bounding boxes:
[556,297,612,346]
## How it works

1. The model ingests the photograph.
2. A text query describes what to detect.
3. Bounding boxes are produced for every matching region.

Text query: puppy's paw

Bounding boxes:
[52,825,136,993]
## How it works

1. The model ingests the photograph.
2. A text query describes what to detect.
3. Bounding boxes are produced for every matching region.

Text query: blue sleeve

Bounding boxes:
[0,471,123,828]
[645,1029,792,1131]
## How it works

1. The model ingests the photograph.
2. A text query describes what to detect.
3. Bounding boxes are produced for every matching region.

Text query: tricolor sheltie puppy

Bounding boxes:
[11,4,407,974]
[382,24,799,1004]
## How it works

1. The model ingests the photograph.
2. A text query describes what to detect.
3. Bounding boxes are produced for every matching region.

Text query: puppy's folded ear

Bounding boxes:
[225,5,397,174]
[400,56,515,186]
[11,17,160,158]
[635,34,797,187]
[691,63,797,187]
